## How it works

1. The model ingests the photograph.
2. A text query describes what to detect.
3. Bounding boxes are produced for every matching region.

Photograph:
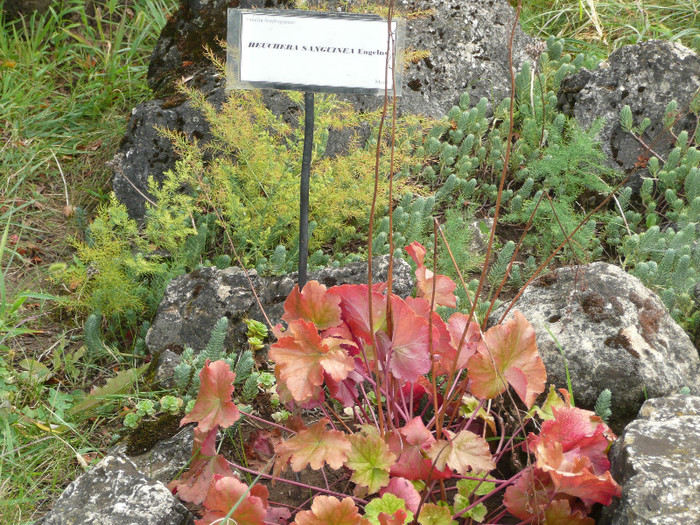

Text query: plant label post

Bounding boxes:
[227,9,403,289]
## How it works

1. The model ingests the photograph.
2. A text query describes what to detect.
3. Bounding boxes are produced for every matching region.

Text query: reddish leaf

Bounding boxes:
[542,500,594,525]
[380,477,421,513]
[270,319,355,403]
[535,441,621,506]
[503,466,557,521]
[169,428,235,505]
[504,466,597,523]
[528,407,615,475]
[378,509,409,525]
[274,417,352,475]
[549,467,621,507]
[387,297,432,382]
[329,284,387,343]
[245,428,283,471]
[405,242,457,308]
[446,313,480,370]
[266,506,293,524]
[326,367,363,407]
[283,281,342,330]
[427,429,495,475]
[197,475,269,525]
[387,418,451,481]
[181,360,240,433]
[247,428,281,459]
[467,311,546,408]
[405,297,459,377]
[293,495,370,525]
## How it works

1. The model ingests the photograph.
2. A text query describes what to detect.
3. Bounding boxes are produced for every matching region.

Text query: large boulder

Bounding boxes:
[600,395,700,524]
[108,70,226,221]
[147,0,536,110]
[492,262,699,433]
[145,255,413,356]
[147,0,292,93]
[114,0,539,220]
[37,454,193,525]
[558,41,700,190]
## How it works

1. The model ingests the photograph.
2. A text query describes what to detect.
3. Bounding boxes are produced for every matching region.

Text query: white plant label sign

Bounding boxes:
[227,9,403,95]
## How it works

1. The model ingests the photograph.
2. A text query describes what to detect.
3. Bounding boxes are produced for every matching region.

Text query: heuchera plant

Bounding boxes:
[169,242,620,524]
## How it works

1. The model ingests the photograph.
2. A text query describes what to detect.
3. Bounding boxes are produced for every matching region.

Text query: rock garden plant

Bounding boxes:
[168,248,621,523]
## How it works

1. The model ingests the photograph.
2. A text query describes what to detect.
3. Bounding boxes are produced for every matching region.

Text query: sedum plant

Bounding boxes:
[173,317,261,407]
[607,98,700,337]
[167,243,620,524]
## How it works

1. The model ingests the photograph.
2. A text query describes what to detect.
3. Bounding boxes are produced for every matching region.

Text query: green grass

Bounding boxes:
[519,0,700,56]
[0,1,178,522]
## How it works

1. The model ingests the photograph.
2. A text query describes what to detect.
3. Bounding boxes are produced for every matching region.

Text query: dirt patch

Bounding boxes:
[579,291,619,324]
[605,331,640,358]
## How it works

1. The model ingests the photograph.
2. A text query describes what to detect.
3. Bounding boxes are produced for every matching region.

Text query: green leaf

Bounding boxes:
[455,502,487,523]
[364,493,413,525]
[456,475,496,497]
[594,389,612,423]
[345,427,396,493]
[69,364,148,416]
[417,503,457,525]
[18,359,53,384]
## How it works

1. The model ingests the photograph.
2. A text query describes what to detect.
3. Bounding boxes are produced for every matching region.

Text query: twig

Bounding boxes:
[51,149,70,208]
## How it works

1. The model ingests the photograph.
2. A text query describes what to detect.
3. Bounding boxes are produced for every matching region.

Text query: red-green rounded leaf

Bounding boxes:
[283,281,342,330]
[274,418,351,475]
[380,478,421,514]
[345,428,397,494]
[181,360,240,433]
[293,495,370,525]
[364,493,413,525]
[427,429,495,475]
[542,500,594,525]
[417,503,456,525]
[197,475,268,525]
[467,311,546,408]
[270,319,354,403]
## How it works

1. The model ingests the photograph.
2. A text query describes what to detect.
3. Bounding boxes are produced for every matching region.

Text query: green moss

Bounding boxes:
[125,413,182,456]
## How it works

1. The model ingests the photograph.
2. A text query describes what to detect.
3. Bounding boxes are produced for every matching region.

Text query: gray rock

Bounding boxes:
[114,0,539,220]
[112,426,195,485]
[558,41,700,191]
[110,70,226,220]
[148,0,535,109]
[492,262,699,433]
[600,395,700,525]
[394,0,537,118]
[145,255,414,357]
[37,454,193,525]
[154,349,183,389]
[147,0,293,93]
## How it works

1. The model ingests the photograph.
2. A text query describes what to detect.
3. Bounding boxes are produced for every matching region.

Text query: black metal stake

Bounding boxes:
[298,91,314,290]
